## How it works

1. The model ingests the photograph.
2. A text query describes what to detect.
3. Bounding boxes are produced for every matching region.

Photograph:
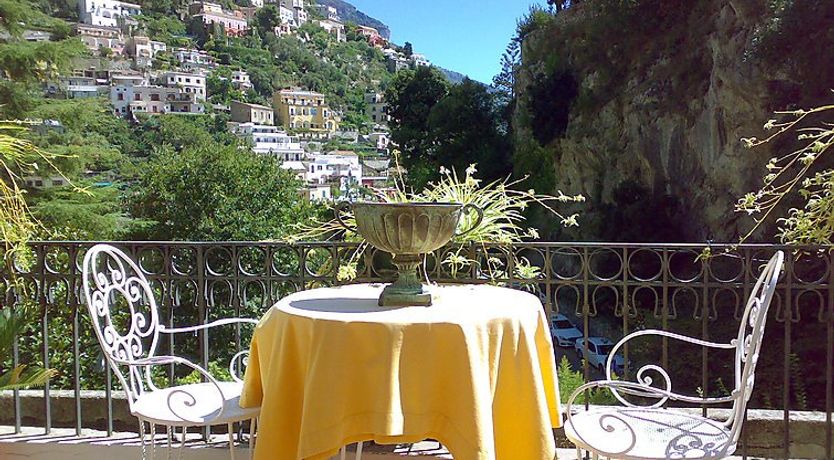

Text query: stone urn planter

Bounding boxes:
[335,202,483,306]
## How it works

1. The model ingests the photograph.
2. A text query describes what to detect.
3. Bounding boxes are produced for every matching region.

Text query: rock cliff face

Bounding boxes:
[514,1,797,242]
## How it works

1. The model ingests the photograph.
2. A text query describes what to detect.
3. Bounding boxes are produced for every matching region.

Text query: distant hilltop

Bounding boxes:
[315,0,391,39]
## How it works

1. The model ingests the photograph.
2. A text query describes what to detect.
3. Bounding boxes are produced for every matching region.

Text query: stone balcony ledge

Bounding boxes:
[2,390,831,458]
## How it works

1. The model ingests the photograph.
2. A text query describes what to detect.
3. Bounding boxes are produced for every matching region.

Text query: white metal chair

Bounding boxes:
[564,251,784,460]
[82,243,260,459]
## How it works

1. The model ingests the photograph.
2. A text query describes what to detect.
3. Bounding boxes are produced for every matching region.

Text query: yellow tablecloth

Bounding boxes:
[240,283,561,460]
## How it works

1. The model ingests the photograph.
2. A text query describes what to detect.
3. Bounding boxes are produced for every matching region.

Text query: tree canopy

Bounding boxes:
[127,143,315,241]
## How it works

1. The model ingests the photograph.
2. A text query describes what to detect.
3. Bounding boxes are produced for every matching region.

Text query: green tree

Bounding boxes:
[128,144,315,241]
[425,79,512,186]
[385,66,450,188]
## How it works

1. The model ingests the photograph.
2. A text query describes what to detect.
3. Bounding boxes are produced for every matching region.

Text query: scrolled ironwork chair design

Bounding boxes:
[82,244,260,459]
[564,251,784,460]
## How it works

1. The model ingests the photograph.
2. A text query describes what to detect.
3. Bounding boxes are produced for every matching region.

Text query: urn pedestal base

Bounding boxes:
[378,253,433,307]
[378,286,432,307]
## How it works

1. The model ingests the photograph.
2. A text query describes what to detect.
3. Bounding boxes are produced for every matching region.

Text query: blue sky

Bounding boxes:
[345,0,547,83]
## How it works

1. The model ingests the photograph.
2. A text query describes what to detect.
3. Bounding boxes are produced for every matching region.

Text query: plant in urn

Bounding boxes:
[335,202,483,306]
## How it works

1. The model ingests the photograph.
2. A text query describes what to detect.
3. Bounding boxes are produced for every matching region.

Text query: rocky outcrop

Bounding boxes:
[514,1,798,242]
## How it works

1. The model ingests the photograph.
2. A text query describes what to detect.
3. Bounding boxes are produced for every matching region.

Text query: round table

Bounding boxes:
[240,283,561,460]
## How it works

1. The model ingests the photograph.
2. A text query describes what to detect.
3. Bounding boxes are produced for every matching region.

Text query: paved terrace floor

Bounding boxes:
[0,426,768,460]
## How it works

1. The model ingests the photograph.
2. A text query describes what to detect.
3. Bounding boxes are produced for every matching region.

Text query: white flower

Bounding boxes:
[465,164,478,176]
[439,166,450,175]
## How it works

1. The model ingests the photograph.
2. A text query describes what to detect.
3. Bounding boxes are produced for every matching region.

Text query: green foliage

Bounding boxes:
[424,79,512,186]
[127,143,315,241]
[137,13,188,44]
[0,307,57,390]
[526,67,578,146]
[556,356,616,405]
[738,104,834,244]
[385,66,450,188]
[749,0,834,102]
[137,114,235,153]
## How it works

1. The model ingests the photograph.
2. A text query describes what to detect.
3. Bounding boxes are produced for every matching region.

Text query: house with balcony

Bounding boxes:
[316,18,345,42]
[189,1,250,37]
[279,0,307,25]
[366,131,391,153]
[302,183,332,201]
[171,47,216,71]
[161,71,206,101]
[315,4,339,20]
[410,53,430,68]
[273,89,340,139]
[364,91,389,125]
[357,25,386,47]
[230,100,274,125]
[229,122,305,161]
[306,151,362,197]
[230,70,253,90]
[78,0,141,27]
[125,36,166,68]
[47,76,108,99]
[73,23,125,54]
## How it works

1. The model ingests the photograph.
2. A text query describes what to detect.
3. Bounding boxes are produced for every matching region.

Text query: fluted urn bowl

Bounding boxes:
[335,202,482,306]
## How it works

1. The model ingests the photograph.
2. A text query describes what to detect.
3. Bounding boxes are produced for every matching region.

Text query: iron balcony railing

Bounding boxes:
[0,241,832,459]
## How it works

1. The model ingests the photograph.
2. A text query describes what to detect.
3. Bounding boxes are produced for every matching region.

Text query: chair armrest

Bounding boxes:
[601,330,738,407]
[158,317,259,334]
[114,355,229,422]
[158,318,258,383]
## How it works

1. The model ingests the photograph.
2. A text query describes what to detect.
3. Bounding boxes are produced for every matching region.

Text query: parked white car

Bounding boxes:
[550,314,583,347]
[575,337,624,374]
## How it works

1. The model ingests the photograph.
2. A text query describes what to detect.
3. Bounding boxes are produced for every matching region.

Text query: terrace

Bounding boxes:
[1,241,832,459]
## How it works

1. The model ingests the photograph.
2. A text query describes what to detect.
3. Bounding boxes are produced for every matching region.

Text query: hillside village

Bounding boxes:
[35,0,437,201]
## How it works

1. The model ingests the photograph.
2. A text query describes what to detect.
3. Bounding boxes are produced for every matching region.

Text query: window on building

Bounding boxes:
[117,93,124,101]
[52,179,64,187]
[35,180,43,187]
[311,108,317,115]
[151,93,160,101]
[134,94,142,101]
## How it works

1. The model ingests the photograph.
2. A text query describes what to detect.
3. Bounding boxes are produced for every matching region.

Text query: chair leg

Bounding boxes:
[177,426,187,460]
[355,441,363,460]
[139,419,147,460]
[228,423,236,460]
[166,425,172,460]
[248,418,257,460]
[149,423,156,460]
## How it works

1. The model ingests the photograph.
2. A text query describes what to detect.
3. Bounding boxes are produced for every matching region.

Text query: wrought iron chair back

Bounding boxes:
[82,244,160,409]
[727,250,784,443]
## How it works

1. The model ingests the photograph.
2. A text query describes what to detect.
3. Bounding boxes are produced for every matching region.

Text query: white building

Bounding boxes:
[172,48,216,69]
[161,71,206,101]
[230,70,252,90]
[229,123,305,161]
[367,131,390,152]
[74,23,124,54]
[306,152,362,196]
[315,5,339,20]
[78,0,141,27]
[303,184,332,202]
[411,53,430,68]
[316,19,345,42]
[279,0,306,25]
[126,36,166,68]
